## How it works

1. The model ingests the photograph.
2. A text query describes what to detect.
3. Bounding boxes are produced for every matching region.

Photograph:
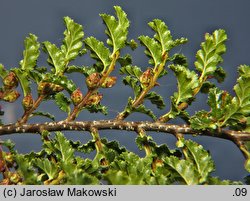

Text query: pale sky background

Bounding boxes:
[1,0,250,181]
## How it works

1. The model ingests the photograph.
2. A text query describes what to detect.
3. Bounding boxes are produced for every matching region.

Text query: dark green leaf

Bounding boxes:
[117,54,132,67]
[86,104,108,115]
[61,16,84,62]
[55,92,71,114]
[214,66,226,83]
[31,111,55,121]
[134,104,157,120]
[122,76,142,97]
[145,91,165,109]
[20,34,40,71]
[170,54,188,67]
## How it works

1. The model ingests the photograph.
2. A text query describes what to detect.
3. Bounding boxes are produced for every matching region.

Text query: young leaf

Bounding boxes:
[20,33,40,71]
[184,140,215,183]
[120,65,142,79]
[31,111,55,121]
[145,91,165,109]
[122,76,142,97]
[43,41,65,75]
[100,6,129,53]
[148,19,187,52]
[138,35,162,66]
[12,68,31,96]
[164,156,199,185]
[170,65,199,105]
[61,16,84,63]
[195,29,227,79]
[55,92,71,114]
[84,37,111,71]
[34,158,58,180]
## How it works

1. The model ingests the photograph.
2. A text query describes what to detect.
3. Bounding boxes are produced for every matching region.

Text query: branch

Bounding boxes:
[1,120,250,141]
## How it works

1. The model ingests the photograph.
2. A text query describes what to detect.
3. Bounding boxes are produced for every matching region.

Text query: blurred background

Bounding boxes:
[0,0,250,181]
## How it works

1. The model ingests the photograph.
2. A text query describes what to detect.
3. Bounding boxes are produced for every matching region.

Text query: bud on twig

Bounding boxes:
[71,88,83,106]
[101,76,117,88]
[140,68,153,88]
[22,94,34,111]
[38,82,64,95]
[86,72,101,89]
[2,90,20,102]
[86,93,103,106]
[3,72,18,89]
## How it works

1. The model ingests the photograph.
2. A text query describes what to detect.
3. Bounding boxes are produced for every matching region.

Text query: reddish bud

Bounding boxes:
[0,178,10,185]
[2,90,20,102]
[3,72,18,89]
[22,94,34,110]
[38,82,63,95]
[86,73,101,89]
[101,76,117,88]
[86,93,103,106]
[140,68,153,88]
[71,88,83,106]
[4,153,14,165]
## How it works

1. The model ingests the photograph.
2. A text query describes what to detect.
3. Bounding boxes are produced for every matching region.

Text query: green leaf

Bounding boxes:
[61,16,84,62]
[43,41,65,75]
[0,64,8,78]
[170,65,199,104]
[117,54,132,67]
[100,6,129,53]
[148,19,187,52]
[120,65,142,79]
[86,104,108,115]
[54,132,75,164]
[134,104,157,120]
[164,156,199,185]
[65,65,96,76]
[190,110,216,130]
[42,73,77,94]
[195,29,227,78]
[31,111,55,121]
[20,34,40,71]
[84,37,111,71]
[170,54,188,67]
[238,64,250,77]
[55,92,71,114]
[12,68,31,96]
[214,66,226,83]
[34,158,58,180]
[122,76,142,97]
[145,91,165,109]
[184,140,215,183]
[138,35,162,66]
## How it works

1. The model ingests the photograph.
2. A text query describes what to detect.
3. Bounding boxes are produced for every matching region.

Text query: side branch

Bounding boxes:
[1,120,250,142]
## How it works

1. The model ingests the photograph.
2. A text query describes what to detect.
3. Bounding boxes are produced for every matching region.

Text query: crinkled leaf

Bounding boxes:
[70,140,96,154]
[117,54,132,67]
[145,91,165,109]
[123,76,142,97]
[65,65,96,76]
[170,54,188,67]
[120,65,142,79]
[214,66,226,83]
[41,73,77,93]
[164,156,199,185]
[43,41,65,75]
[190,110,216,130]
[84,37,111,71]
[134,104,157,120]
[200,81,215,93]
[54,132,75,164]
[148,19,187,52]
[100,6,129,53]
[61,16,84,62]
[126,39,138,50]
[12,68,31,96]
[34,158,58,180]
[31,111,55,121]
[207,177,242,185]
[184,140,215,183]
[138,35,162,66]
[170,65,199,104]
[20,34,40,71]
[55,92,71,114]
[86,104,108,115]
[238,65,250,77]
[195,29,227,77]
